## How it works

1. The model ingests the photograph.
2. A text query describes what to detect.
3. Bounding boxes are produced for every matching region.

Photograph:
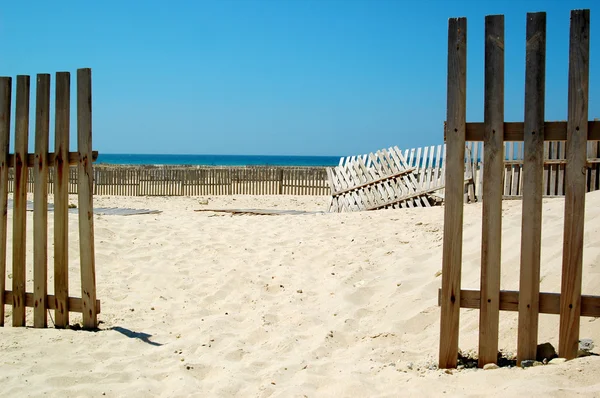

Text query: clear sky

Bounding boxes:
[1,0,598,156]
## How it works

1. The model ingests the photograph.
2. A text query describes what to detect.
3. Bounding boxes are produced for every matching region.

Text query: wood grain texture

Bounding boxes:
[559,9,590,360]
[478,14,504,368]
[77,68,98,329]
[444,121,600,141]
[439,17,467,369]
[0,77,11,326]
[12,75,30,327]
[33,74,51,328]
[4,291,101,313]
[8,151,98,167]
[438,289,600,317]
[54,72,70,328]
[517,12,546,365]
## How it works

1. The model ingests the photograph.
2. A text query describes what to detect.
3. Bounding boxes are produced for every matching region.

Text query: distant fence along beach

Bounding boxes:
[8,165,331,196]
[4,140,600,198]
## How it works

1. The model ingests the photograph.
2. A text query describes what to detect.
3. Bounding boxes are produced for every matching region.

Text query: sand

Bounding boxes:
[1,191,600,397]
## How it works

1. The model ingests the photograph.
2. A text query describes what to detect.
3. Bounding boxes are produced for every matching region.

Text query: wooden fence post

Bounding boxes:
[478,14,504,367]
[559,9,590,360]
[78,69,98,329]
[12,75,30,327]
[0,77,10,327]
[439,17,467,369]
[54,71,70,328]
[517,12,546,365]
[33,74,51,328]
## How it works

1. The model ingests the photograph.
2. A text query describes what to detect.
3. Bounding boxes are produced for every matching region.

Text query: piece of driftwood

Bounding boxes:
[194,208,323,216]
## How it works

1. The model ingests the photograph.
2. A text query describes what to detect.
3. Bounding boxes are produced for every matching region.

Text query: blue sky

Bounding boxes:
[1,0,598,156]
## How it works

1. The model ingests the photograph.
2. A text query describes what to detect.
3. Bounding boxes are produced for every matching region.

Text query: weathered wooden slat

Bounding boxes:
[437,289,600,317]
[465,142,475,201]
[445,121,600,141]
[33,74,51,328]
[54,71,70,328]
[78,68,98,329]
[502,158,600,165]
[511,143,520,196]
[587,142,597,191]
[0,77,10,327]
[7,151,98,167]
[333,165,416,196]
[3,291,101,314]
[517,11,546,365]
[12,75,30,327]
[366,184,451,211]
[560,9,589,360]
[504,143,513,195]
[479,14,504,368]
[439,17,467,369]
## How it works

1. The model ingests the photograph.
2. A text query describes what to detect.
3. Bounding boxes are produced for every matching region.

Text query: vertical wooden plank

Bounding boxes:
[426,145,435,189]
[439,17,467,369]
[0,77,11,326]
[550,142,558,195]
[511,145,520,196]
[517,12,546,365]
[558,141,566,195]
[518,142,525,195]
[543,142,550,194]
[33,74,51,328]
[433,145,441,186]
[587,141,597,191]
[506,143,514,195]
[559,9,589,360]
[12,75,30,327]
[54,72,70,328]
[419,146,429,188]
[478,14,504,368]
[77,68,98,329]
[471,142,479,199]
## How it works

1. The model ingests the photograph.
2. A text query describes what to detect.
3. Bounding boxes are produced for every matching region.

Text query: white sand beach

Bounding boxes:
[1,192,600,397]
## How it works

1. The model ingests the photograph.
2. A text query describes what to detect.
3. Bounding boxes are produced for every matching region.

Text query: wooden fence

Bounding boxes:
[464,140,600,200]
[3,165,329,196]
[438,10,600,369]
[327,146,448,211]
[0,69,99,330]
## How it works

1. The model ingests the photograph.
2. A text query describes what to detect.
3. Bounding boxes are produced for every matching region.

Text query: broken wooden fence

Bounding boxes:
[326,144,481,212]
[438,10,600,369]
[326,146,440,212]
[0,69,99,329]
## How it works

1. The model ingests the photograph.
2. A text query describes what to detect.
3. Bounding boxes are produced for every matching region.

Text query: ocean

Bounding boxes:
[95,154,341,167]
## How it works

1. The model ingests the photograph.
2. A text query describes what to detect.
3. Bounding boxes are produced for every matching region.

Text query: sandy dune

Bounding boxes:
[1,191,599,397]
